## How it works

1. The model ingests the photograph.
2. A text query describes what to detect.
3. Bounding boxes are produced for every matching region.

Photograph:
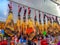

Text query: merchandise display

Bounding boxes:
[0,0,60,45]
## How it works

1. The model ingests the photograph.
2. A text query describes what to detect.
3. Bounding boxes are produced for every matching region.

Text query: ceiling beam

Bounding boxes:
[51,0,60,5]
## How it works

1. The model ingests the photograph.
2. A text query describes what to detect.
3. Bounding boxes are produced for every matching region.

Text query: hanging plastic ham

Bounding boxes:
[26,7,35,40]
[34,10,39,34]
[17,5,22,38]
[4,2,15,37]
[21,6,27,34]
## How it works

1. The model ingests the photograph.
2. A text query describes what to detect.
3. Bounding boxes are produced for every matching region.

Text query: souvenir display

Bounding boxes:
[0,1,60,45]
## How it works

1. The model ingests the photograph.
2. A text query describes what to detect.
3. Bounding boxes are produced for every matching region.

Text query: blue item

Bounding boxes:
[1,29,4,35]
[23,39,26,43]
[20,37,23,43]
[19,37,26,43]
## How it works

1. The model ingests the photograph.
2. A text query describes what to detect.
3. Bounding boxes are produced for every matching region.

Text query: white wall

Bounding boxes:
[11,0,60,17]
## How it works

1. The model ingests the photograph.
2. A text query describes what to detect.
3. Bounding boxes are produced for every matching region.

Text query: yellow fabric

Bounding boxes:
[39,24,42,30]
[0,26,1,29]
[39,24,44,31]
[5,30,13,37]
[17,20,21,27]
[7,13,13,20]
[47,21,52,28]
[48,21,51,27]
[44,23,48,31]
[5,12,14,37]
[7,26,14,31]
[28,19,34,28]
[0,34,3,37]
[53,22,59,29]
[21,21,27,29]
[35,21,39,27]
[5,13,13,26]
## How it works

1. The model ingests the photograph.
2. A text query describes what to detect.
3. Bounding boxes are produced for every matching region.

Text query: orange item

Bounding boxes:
[10,37,15,45]
[26,27,34,35]
[33,39,38,43]
[10,41,15,45]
